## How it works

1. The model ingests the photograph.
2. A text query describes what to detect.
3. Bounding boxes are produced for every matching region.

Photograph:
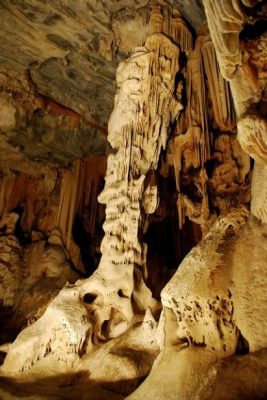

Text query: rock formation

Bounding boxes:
[128,2,267,399]
[0,1,266,399]
[1,26,183,377]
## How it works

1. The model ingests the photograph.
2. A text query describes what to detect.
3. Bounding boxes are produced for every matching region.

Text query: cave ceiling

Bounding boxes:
[0,0,205,165]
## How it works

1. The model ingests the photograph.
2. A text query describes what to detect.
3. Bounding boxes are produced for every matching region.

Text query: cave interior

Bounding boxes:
[0,0,266,399]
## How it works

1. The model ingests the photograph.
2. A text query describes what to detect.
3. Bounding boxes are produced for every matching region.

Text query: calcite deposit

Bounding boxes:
[0,1,266,399]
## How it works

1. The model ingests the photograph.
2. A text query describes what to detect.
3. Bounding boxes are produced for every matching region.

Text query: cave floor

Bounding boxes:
[0,373,129,400]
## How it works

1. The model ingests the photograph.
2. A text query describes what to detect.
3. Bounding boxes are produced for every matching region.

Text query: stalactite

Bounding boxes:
[176,168,210,232]
[150,4,164,34]
[201,35,236,132]
[0,172,56,235]
[186,31,210,162]
[171,11,193,55]
[170,25,248,233]
[150,1,172,36]
[0,156,106,275]
[57,161,82,258]
[170,29,211,233]
[167,127,202,192]
[56,157,106,268]
[203,0,266,226]
[81,156,106,239]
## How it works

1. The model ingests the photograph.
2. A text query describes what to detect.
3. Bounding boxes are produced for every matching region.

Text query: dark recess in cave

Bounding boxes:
[72,214,97,277]
[240,18,267,40]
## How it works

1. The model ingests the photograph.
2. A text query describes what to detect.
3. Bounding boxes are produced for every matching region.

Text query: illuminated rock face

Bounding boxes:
[161,207,248,358]
[158,206,267,356]
[203,0,267,226]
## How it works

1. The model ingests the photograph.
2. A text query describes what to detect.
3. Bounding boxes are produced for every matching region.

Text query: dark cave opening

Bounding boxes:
[72,213,98,277]
[145,173,202,299]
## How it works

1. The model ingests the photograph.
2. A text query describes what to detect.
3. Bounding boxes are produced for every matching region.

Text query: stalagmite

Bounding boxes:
[96,32,182,317]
